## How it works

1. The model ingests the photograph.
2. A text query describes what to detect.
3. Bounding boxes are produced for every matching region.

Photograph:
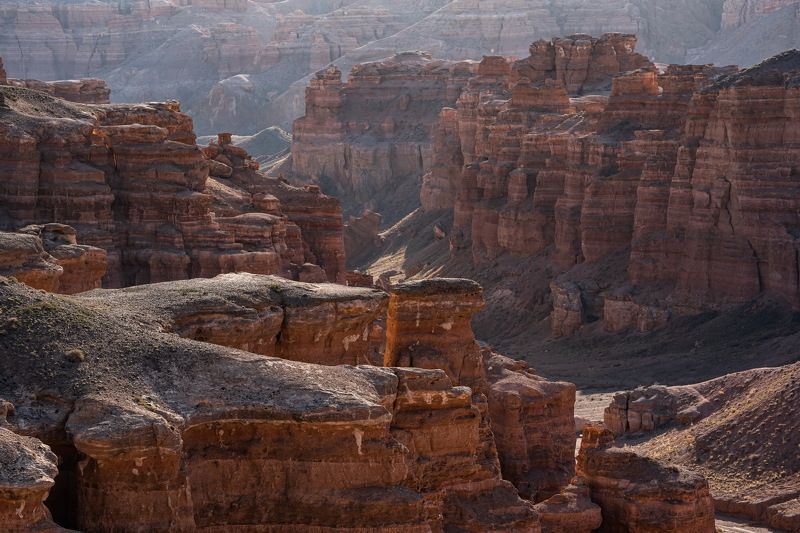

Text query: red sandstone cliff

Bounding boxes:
[1,275,544,531]
[412,40,800,335]
[0,84,345,289]
[291,53,476,225]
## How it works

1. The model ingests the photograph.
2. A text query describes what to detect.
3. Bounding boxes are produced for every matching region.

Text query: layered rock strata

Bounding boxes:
[205,132,347,283]
[0,276,540,531]
[75,273,579,506]
[533,480,603,533]
[78,273,387,366]
[0,224,106,294]
[415,40,800,334]
[385,279,577,502]
[613,362,800,530]
[0,85,344,289]
[577,425,716,533]
[6,78,110,104]
[0,427,63,533]
[291,54,476,224]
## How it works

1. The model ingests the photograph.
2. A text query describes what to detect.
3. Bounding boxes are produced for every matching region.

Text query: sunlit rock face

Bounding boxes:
[0,84,345,288]
[413,39,800,334]
[0,275,543,531]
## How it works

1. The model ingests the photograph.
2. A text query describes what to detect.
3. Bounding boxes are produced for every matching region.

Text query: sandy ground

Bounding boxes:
[716,515,785,532]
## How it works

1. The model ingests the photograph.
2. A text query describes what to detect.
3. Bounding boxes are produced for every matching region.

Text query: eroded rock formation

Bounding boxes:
[0,427,63,533]
[78,273,387,366]
[613,362,800,530]
[533,480,603,533]
[0,85,344,289]
[0,275,544,531]
[414,40,800,335]
[292,54,476,224]
[6,78,110,104]
[577,425,716,533]
[0,224,106,294]
[384,279,577,502]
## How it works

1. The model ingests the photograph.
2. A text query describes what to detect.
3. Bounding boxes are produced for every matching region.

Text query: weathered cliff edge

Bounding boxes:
[398,37,800,336]
[0,81,346,289]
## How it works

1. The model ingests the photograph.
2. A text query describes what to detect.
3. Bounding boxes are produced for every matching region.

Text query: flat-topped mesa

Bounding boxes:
[385,278,577,502]
[0,85,344,290]
[291,53,477,224]
[577,425,716,533]
[6,78,111,104]
[0,277,539,531]
[384,278,486,391]
[0,427,63,533]
[77,273,388,366]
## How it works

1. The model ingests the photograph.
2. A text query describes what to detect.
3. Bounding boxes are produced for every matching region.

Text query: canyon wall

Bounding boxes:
[0,276,542,531]
[2,0,795,137]
[0,272,729,532]
[291,53,476,224]
[415,39,800,335]
[0,83,345,289]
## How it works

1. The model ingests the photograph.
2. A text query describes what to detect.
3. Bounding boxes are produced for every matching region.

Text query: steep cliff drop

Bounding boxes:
[0,80,345,289]
[337,37,800,389]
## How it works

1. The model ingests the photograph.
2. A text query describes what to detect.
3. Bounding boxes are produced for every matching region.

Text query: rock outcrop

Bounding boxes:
[0,224,106,294]
[385,279,577,502]
[205,132,347,283]
[0,275,542,531]
[6,78,110,104]
[577,425,716,533]
[412,41,800,336]
[533,480,603,533]
[292,54,476,224]
[0,427,63,533]
[0,85,345,289]
[78,273,388,366]
[615,362,800,529]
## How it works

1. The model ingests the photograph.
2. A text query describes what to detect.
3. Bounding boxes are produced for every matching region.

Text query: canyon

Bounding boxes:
[0,269,725,532]
[330,35,800,366]
[2,0,800,138]
[0,81,346,287]
[1,9,799,529]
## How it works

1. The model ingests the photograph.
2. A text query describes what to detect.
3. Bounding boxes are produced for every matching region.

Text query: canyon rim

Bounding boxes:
[1,2,799,532]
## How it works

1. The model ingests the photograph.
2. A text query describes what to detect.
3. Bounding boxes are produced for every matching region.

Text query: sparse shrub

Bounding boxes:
[65,348,86,363]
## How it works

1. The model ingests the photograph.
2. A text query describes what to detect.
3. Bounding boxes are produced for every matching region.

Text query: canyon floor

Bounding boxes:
[361,208,800,392]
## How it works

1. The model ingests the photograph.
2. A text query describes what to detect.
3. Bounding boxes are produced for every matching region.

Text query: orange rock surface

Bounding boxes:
[0,427,64,533]
[0,84,344,289]
[410,39,800,335]
[0,224,106,294]
[577,425,716,533]
[0,276,540,531]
